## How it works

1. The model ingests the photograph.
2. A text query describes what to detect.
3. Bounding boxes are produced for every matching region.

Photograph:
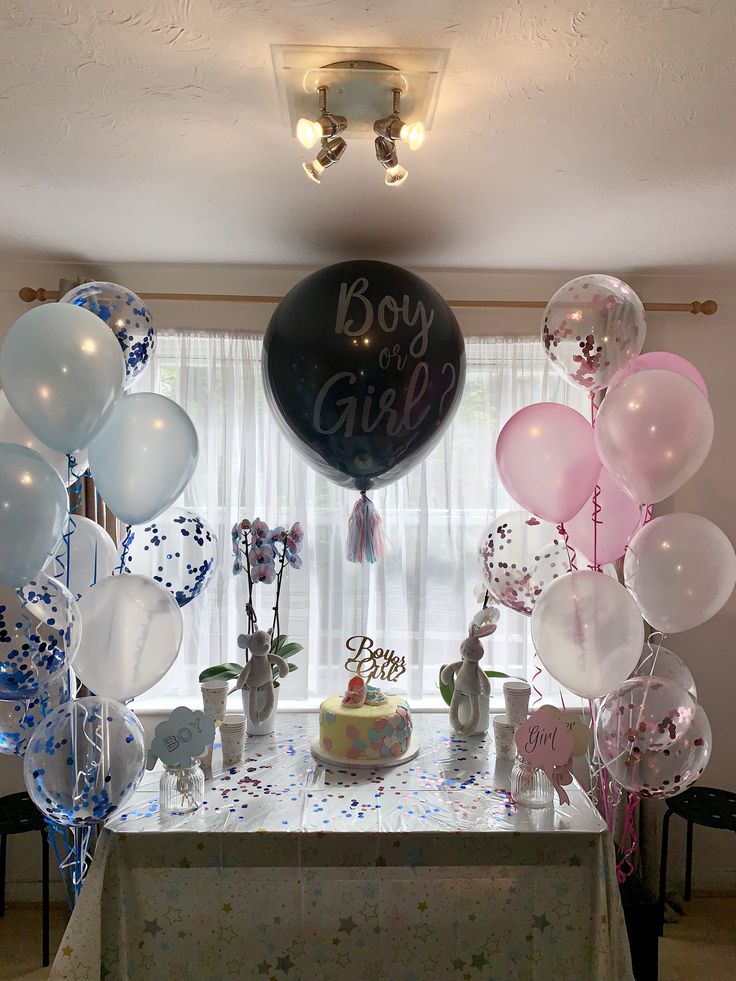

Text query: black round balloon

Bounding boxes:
[262,260,466,491]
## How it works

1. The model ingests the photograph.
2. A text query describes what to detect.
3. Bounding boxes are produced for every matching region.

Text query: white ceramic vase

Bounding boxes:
[242,685,279,736]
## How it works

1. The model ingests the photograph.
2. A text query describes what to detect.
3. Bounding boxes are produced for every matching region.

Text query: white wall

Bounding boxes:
[0,259,734,900]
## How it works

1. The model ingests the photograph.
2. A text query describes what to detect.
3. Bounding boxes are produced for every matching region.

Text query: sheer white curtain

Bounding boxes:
[135,330,587,706]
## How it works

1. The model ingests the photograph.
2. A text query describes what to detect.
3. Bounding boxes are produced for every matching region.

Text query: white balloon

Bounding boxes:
[44,516,119,601]
[531,570,644,699]
[624,513,736,633]
[74,574,183,701]
[0,392,88,485]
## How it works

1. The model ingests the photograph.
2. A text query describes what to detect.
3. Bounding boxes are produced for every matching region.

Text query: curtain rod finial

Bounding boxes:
[693,299,717,316]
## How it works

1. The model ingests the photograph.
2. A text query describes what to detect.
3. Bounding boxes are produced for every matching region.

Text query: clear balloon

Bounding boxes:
[609,351,708,399]
[61,282,156,390]
[23,696,146,826]
[0,443,68,587]
[495,403,601,523]
[624,513,736,633]
[73,574,183,701]
[477,512,568,616]
[531,570,644,699]
[595,677,711,799]
[595,370,713,504]
[0,671,72,757]
[0,392,88,486]
[542,275,646,391]
[0,303,125,453]
[122,508,218,607]
[634,643,697,700]
[88,393,199,526]
[0,575,81,701]
[44,515,119,601]
[565,467,644,565]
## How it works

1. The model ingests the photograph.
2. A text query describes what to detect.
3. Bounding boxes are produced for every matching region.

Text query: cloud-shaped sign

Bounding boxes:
[150,706,216,768]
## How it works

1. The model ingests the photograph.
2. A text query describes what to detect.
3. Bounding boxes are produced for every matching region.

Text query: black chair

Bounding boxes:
[0,791,50,966]
[658,786,736,935]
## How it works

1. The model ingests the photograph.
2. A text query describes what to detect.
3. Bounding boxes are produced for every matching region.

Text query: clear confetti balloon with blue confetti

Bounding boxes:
[0,670,73,757]
[23,696,146,827]
[0,575,81,701]
[60,281,156,389]
[122,507,218,607]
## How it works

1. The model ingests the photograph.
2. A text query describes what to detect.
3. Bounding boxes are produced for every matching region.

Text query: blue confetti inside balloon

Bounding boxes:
[23,696,146,827]
[0,576,81,701]
[60,281,156,389]
[121,507,218,607]
[0,671,72,757]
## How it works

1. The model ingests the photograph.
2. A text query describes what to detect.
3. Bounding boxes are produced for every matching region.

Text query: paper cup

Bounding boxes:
[503,681,531,728]
[493,713,517,761]
[201,679,230,725]
[220,714,246,768]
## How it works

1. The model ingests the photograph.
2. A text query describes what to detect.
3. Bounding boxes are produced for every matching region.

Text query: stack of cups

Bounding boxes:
[493,681,532,762]
[200,679,230,768]
[220,714,246,769]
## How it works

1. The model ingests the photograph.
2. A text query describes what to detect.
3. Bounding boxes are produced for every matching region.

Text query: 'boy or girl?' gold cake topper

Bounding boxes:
[344,634,406,683]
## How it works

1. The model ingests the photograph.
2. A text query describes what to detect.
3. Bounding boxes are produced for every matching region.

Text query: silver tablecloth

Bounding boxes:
[50,713,633,980]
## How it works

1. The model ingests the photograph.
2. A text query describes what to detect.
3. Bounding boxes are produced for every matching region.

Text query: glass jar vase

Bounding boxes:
[510,756,554,809]
[160,761,205,814]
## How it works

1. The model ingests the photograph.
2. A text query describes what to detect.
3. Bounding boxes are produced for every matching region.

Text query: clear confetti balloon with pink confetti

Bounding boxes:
[542,274,646,391]
[595,676,711,799]
[477,512,568,616]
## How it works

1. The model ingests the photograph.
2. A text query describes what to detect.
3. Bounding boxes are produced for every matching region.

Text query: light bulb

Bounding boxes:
[302,158,325,184]
[296,117,323,149]
[399,121,425,151]
[385,164,408,187]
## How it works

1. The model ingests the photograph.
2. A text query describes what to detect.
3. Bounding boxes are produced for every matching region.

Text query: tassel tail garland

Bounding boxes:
[346,492,387,564]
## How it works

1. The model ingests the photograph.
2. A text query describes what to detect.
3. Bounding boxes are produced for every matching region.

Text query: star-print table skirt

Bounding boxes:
[50,713,633,981]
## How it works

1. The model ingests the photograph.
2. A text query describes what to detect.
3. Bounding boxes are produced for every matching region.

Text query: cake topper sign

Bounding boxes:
[344,635,406,683]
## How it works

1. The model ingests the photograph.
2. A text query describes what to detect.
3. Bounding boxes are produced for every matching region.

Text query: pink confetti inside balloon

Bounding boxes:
[477,512,567,616]
[542,275,646,392]
[595,676,711,799]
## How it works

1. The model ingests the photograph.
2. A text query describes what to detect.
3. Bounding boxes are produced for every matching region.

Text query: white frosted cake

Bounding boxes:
[316,678,413,765]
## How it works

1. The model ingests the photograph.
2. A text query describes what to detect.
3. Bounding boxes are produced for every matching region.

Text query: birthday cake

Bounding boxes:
[316,678,413,766]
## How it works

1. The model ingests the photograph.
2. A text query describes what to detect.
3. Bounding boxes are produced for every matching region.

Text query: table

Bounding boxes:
[50,714,633,980]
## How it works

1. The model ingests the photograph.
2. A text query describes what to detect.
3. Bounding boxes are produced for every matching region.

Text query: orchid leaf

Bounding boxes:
[199,663,243,683]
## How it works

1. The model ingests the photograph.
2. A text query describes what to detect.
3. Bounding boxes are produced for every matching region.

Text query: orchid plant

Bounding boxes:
[198,517,304,689]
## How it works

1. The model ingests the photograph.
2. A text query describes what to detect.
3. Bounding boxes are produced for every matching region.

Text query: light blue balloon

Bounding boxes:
[0,443,68,586]
[23,697,146,827]
[88,393,199,526]
[0,304,125,453]
[60,281,156,390]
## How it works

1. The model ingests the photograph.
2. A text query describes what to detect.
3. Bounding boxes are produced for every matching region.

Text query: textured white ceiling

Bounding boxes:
[2,0,735,270]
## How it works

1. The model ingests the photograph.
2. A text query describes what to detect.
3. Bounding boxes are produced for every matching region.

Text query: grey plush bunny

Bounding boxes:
[440,627,494,736]
[235,628,288,723]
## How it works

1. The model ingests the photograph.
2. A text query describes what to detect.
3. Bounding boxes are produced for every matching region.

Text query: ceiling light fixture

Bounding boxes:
[302,135,347,184]
[373,88,425,151]
[298,86,348,184]
[374,135,408,187]
[296,86,348,149]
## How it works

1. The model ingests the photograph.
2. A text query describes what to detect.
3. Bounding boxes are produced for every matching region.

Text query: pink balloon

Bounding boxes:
[595,370,713,504]
[609,351,708,398]
[565,467,644,564]
[496,403,601,523]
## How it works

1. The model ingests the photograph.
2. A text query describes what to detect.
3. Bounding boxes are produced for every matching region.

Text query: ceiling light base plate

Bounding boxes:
[272,45,447,138]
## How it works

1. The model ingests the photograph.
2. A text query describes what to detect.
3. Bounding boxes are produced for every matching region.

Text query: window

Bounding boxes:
[134,331,587,708]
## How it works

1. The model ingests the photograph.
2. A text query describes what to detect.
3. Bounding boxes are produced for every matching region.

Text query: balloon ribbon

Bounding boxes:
[346,492,386,564]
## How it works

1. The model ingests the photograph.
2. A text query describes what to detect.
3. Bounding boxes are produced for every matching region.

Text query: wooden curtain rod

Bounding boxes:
[17,286,718,316]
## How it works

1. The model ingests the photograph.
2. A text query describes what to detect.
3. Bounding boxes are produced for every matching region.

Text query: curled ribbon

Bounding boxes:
[546,758,574,806]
